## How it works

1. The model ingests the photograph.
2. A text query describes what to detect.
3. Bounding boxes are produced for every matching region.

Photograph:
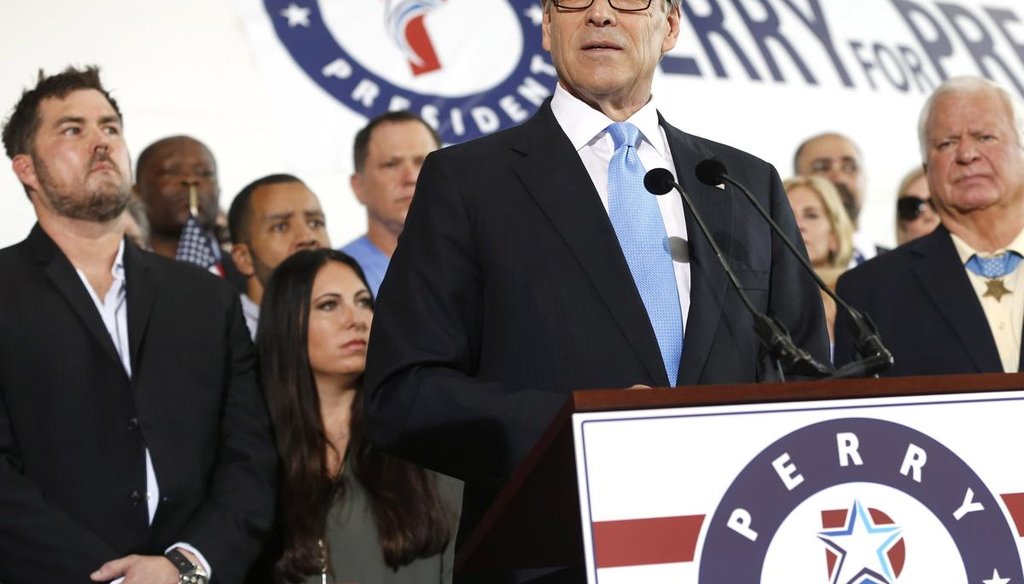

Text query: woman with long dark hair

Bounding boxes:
[257,248,459,583]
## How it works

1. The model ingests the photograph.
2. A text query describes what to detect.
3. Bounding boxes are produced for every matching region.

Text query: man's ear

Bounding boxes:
[11,154,38,193]
[662,2,682,55]
[231,243,256,278]
[350,173,367,206]
[541,2,552,53]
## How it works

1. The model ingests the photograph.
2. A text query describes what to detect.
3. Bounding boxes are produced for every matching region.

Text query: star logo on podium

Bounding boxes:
[818,500,903,584]
[984,568,1011,584]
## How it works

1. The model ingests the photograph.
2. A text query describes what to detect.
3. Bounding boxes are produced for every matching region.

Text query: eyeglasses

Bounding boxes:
[552,0,658,12]
[897,195,933,222]
[809,157,860,175]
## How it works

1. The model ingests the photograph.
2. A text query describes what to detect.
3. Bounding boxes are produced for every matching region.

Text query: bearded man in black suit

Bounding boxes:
[0,66,275,584]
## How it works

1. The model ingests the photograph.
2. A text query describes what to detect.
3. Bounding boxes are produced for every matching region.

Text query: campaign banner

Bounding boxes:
[572,391,1024,583]
[236,0,1024,245]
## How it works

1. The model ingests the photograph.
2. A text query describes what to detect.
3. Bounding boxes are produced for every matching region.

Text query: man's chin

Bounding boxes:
[85,192,131,223]
[47,189,129,223]
[60,206,127,224]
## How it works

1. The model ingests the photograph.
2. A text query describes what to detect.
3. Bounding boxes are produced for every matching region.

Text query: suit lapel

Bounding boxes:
[124,244,156,375]
[29,224,123,370]
[660,120,732,385]
[910,226,1002,372]
[510,103,669,386]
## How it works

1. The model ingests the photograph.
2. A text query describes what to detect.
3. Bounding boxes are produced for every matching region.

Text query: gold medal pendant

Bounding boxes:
[984,278,1011,302]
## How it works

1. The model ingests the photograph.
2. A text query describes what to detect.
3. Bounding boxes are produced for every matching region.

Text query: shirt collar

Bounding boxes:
[550,83,667,159]
[950,226,1024,265]
[112,238,126,280]
[240,293,259,315]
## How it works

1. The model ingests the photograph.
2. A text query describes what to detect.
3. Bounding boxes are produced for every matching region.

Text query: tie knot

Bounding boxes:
[607,122,641,151]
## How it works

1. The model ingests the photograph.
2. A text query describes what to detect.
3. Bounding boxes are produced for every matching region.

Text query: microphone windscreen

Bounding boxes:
[644,167,676,195]
[695,159,728,186]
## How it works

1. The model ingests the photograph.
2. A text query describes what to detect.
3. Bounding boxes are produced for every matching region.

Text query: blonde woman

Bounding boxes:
[785,175,856,345]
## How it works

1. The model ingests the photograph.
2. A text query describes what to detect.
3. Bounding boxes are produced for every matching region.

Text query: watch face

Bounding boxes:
[183,565,208,584]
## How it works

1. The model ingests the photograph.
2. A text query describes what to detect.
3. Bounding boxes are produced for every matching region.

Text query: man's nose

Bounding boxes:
[294,225,320,250]
[586,0,617,25]
[824,166,845,183]
[402,162,421,184]
[955,139,980,163]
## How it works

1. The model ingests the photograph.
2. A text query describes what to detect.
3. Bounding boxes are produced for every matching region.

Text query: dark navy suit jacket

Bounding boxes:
[364,100,829,535]
[0,225,277,583]
[834,224,1015,375]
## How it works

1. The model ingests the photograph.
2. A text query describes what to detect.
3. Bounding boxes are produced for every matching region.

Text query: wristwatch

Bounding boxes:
[165,549,209,584]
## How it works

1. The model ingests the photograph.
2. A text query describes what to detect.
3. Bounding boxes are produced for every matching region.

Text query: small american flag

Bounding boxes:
[175,216,224,277]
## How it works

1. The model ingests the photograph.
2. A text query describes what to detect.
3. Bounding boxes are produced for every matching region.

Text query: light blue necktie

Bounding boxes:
[606,122,683,386]
[965,251,1023,278]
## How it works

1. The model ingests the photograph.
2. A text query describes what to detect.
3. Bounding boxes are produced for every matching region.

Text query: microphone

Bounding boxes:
[694,159,728,188]
[643,168,676,196]
[643,167,831,380]
[693,159,893,379]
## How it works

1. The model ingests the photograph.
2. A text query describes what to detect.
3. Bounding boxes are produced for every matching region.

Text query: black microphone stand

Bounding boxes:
[644,168,832,381]
[693,160,893,379]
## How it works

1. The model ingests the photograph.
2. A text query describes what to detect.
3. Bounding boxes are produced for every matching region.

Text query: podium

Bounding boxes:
[456,372,1024,583]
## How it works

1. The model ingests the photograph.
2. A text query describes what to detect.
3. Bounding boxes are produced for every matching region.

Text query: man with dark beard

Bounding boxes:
[227,174,331,339]
[0,66,276,583]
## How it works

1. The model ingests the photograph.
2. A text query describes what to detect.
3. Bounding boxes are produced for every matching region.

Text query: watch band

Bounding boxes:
[165,549,209,584]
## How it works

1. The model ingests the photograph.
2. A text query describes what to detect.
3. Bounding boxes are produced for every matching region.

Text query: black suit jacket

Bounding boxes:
[834,224,1014,375]
[0,225,277,583]
[363,101,828,531]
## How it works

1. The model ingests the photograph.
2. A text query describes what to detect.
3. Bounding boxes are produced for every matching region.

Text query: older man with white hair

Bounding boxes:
[834,75,1024,375]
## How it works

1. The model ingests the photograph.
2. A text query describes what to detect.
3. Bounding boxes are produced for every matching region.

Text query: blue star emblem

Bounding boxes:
[818,500,903,584]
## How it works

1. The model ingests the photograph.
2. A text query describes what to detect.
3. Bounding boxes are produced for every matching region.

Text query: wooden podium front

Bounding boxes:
[456,373,1024,582]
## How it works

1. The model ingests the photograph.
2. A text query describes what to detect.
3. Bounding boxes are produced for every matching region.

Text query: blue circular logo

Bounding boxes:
[699,418,1022,583]
[264,0,557,143]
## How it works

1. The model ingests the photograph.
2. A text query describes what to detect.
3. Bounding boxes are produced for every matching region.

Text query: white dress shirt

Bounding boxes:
[950,231,1024,373]
[241,292,260,341]
[549,83,691,335]
[76,241,211,578]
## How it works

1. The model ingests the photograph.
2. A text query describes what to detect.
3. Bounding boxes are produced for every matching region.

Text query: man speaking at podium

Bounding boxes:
[364,0,828,553]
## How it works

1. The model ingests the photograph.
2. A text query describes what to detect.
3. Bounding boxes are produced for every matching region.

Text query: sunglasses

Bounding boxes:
[897,196,933,222]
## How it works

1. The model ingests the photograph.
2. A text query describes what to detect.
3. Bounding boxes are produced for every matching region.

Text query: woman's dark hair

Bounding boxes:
[257,248,454,583]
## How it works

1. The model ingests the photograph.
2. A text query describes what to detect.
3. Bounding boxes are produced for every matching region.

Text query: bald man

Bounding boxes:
[794,132,887,264]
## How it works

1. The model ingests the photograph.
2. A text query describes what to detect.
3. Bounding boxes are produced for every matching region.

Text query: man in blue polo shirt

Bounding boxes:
[341,111,440,296]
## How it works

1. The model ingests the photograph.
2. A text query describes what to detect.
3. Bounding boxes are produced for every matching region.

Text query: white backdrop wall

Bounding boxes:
[0,0,367,249]
[1,0,1023,250]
